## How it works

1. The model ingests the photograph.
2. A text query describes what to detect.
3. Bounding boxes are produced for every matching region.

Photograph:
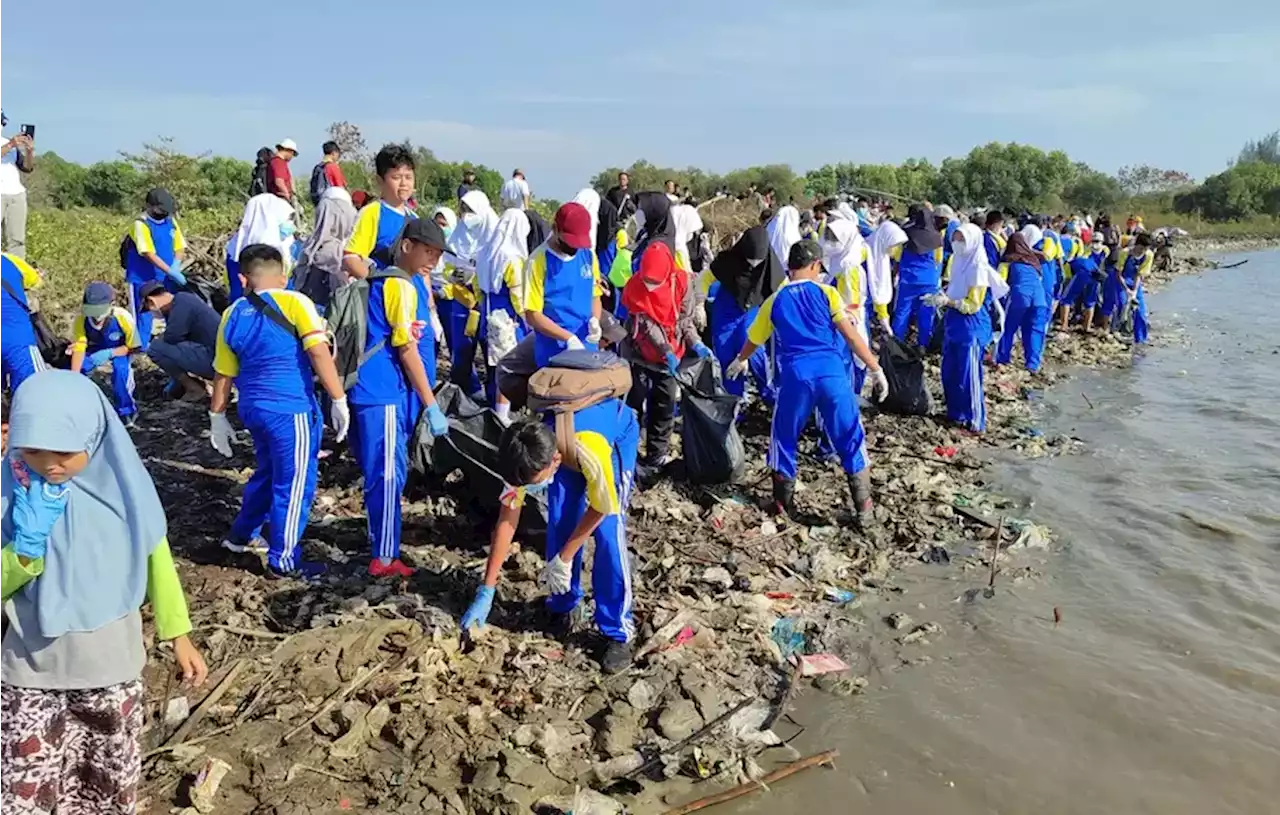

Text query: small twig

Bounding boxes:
[161,660,248,749]
[1081,392,1095,410]
[145,723,237,759]
[622,697,754,782]
[987,516,1006,593]
[282,650,413,743]
[286,764,353,784]
[158,664,175,745]
[210,624,289,640]
[660,749,839,814]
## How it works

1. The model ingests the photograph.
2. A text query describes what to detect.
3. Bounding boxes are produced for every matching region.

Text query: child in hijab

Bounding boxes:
[2,370,207,813]
[475,208,531,421]
[69,282,141,426]
[290,187,357,313]
[995,229,1049,372]
[227,193,299,302]
[123,188,187,350]
[707,226,781,402]
[891,205,945,347]
[621,241,710,475]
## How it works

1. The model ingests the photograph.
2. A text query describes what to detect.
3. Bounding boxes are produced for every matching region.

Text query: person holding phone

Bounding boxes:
[0,113,35,259]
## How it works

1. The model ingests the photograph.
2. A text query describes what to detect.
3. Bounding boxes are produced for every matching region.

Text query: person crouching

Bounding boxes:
[68,282,140,427]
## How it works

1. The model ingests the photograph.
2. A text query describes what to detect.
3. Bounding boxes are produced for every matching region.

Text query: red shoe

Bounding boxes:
[368,559,415,578]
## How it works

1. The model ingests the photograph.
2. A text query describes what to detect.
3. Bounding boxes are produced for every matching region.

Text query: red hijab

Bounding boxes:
[623,242,688,356]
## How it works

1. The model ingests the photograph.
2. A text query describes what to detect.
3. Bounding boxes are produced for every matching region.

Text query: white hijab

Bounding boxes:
[448,190,499,271]
[821,218,867,287]
[671,204,704,270]
[477,209,531,296]
[946,223,1010,303]
[430,206,458,287]
[570,188,601,251]
[232,193,297,262]
[1019,224,1044,250]
[767,205,801,270]
[868,220,907,307]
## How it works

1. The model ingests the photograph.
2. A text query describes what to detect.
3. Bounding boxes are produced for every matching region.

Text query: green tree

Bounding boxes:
[26,152,89,209]
[197,156,253,208]
[84,161,143,212]
[1062,167,1124,212]
[1237,130,1280,165]
[1176,161,1280,219]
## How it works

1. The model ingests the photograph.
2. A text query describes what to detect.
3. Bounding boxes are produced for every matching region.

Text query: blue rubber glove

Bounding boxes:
[665,352,681,376]
[9,470,70,560]
[84,349,114,371]
[692,342,711,359]
[426,402,449,437]
[461,585,496,631]
[167,260,187,287]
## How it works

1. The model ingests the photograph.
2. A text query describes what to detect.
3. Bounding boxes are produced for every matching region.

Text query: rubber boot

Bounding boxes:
[848,470,875,531]
[771,473,796,517]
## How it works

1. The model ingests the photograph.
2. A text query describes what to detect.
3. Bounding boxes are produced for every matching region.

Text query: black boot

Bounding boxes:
[771,473,796,517]
[848,471,875,531]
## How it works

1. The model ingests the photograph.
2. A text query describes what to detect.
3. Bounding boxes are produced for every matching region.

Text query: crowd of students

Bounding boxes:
[0,141,1162,811]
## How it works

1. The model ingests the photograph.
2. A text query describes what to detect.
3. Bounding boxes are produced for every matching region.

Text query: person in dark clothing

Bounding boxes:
[457,170,478,202]
[140,281,221,401]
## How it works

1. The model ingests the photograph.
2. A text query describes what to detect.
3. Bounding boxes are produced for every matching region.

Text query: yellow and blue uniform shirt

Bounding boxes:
[500,420,621,519]
[348,276,418,407]
[126,217,186,284]
[747,279,848,374]
[72,307,140,353]
[1,253,41,347]
[525,244,603,366]
[214,289,327,415]
[346,201,417,271]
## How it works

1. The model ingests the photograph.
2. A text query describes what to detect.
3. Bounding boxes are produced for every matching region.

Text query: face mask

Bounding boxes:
[442,226,454,238]
[524,476,554,496]
[463,213,482,229]
[279,222,296,239]
[856,207,869,217]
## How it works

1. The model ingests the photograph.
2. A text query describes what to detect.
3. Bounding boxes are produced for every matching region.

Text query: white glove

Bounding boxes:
[920,292,949,308]
[865,368,890,403]
[586,317,602,344]
[540,554,574,595]
[329,396,351,443]
[725,357,747,380]
[565,334,585,352]
[209,411,235,458]
[878,316,894,337]
[431,309,445,343]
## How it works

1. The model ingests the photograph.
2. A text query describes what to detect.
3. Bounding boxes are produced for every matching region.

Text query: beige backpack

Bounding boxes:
[526,352,632,471]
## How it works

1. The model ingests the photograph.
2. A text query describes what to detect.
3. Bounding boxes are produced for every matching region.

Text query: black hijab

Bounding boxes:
[525,208,550,255]
[902,204,942,255]
[711,225,784,310]
[632,192,677,260]
[596,195,619,258]
[1002,233,1042,270]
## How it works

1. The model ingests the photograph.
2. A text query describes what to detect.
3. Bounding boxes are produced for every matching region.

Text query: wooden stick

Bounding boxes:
[1081,391,1095,410]
[282,657,393,743]
[660,750,839,815]
[210,624,289,640]
[144,723,237,759]
[622,697,755,782]
[987,516,1006,591]
[161,660,248,749]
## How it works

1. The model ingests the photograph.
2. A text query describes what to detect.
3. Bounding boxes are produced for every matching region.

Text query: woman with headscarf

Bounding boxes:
[1,371,209,812]
[473,208,531,420]
[630,192,677,271]
[571,188,602,255]
[766,205,802,271]
[994,228,1048,371]
[594,194,623,312]
[429,206,463,358]
[622,241,709,474]
[867,219,907,336]
[890,204,944,347]
[290,187,357,313]
[931,224,1009,432]
[445,190,500,394]
[820,218,872,392]
[708,226,783,401]
[226,193,298,302]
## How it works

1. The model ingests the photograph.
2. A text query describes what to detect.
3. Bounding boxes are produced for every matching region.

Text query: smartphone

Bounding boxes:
[19,124,34,139]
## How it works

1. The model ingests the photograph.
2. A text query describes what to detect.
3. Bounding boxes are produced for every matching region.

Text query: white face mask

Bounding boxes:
[462,212,482,229]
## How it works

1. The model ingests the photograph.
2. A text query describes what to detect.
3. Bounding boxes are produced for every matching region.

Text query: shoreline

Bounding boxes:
[132,243,1269,814]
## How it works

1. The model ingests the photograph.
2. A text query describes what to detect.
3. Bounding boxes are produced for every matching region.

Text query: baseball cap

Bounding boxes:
[83,282,115,319]
[138,280,167,302]
[276,138,298,153]
[400,217,447,250]
[788,239,823,270]
[554,203,592,250]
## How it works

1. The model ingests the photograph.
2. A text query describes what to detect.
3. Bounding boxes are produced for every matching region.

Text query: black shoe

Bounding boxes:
[599,640,634,675]
[266,561,328,583]
[540,605,587,640]
[847,472,875,532]
[771,474,796,517]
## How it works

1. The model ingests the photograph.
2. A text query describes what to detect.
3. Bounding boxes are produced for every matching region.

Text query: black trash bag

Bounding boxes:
[411,383,547,536]
[31,311,70,369]
[877,335,931,416]
[184,277,230,315]
[675,356,745,484]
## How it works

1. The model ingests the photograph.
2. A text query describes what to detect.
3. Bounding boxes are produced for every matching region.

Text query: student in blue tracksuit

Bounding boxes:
[1114,232,1153,344]
[707,225,780,401]
[124,188,187,350]
[995,230,1048,371]
[348,219,451,578]
[1035,223,1063,359]
[524,202,602,367]
[890,205,944,348]
[343,145,419,280]
[935,224,1011,433]
[68,282,141,425]
[459,406,640,674]
[208,244,351,580]
[983,211,1008,270]
[1,252,45,393]
[1058,233,1106,332]
[726,240,889,529]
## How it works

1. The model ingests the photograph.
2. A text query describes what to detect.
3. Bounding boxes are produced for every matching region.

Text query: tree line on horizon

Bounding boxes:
[22,124,1280,224]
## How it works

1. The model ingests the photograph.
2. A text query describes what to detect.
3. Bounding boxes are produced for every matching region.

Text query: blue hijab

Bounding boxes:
[1,370,166,637]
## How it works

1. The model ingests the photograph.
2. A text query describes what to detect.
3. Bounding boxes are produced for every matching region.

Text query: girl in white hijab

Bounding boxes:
[474,209,531,420]
[766,205,801,271]
[447,190,499,274]
[933,223,1010,434]
[820,218,873,386]
[670,204,704,272]
[225,193,299,300]
[867,219,907,335]
[571,188,601,253]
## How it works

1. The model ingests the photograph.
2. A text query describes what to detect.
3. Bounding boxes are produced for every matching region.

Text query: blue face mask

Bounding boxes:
[524,476,554,496]
[279,222,296,239]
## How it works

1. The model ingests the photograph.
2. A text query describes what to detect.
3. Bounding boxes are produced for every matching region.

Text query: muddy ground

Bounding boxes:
[130,248,1231,815]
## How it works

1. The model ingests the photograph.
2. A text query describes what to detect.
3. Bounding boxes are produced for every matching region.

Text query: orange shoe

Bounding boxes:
[368,559,415,579]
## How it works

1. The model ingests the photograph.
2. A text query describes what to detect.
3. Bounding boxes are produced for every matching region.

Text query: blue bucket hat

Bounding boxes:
[83,281,115,319]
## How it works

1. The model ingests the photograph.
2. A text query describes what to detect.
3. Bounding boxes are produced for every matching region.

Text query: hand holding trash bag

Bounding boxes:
[540,554,573,595]
[564,334,585,352]
[425,403,449,437]
[864,368,890,402]
[920,292,950,308]
[692,342,711,359]
[665,351,681,376]
[461,585,495,631]
[167,259,187,287]
[725,357,747,380]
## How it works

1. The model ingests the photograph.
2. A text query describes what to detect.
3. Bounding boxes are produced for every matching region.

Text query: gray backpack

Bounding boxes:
[327,267,413,391]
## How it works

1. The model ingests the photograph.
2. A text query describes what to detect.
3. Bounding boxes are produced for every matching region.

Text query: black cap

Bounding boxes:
[138,280,167,301]
[400,218,447,250]
[788,238,823,270]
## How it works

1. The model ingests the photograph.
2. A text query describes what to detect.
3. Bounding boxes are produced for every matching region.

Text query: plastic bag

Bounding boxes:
[877,335,931,416]
[676,356,745,484]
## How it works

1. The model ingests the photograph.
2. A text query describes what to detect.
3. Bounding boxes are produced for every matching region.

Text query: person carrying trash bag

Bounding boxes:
[620,233,710,478]
[1112,231,1152,344]
[725,239,888,529]
[458,349,640,675]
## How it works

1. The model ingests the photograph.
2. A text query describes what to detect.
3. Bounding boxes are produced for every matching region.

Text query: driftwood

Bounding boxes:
[660,749,840,815]
[160,659,248,749]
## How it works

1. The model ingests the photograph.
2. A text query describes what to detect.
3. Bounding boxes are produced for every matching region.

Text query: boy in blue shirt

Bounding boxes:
[727,240,888,529]
[69,282,141,425]
[1,252,46,394]
[124,188,188,350]
[209,244,350,581]
[459,404,640,674]
[342,144,418,280]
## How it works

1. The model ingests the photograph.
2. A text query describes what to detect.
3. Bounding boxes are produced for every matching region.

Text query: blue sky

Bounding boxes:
[3,0,1278,199]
